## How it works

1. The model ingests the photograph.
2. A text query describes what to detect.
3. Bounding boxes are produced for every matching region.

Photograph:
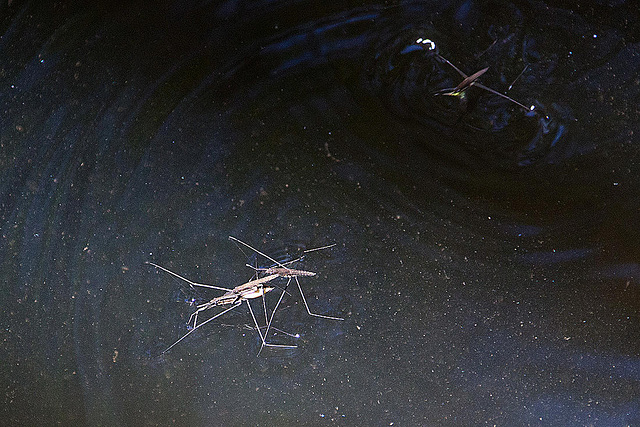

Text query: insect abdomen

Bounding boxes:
[265,267,316,277]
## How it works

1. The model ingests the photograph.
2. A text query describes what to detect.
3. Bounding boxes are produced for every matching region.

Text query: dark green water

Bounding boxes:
[1,1,639,425]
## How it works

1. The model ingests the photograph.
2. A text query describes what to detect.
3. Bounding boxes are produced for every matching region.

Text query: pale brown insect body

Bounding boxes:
[196,273,279,310]
[261,267,316,278]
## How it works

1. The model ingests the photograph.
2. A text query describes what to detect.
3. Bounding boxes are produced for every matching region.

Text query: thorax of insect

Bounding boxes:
[209,273,279,306]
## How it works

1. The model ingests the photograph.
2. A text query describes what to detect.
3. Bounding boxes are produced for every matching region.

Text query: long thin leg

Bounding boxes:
[162,303,240,353]
[265,325,299,338]
[245,300,297,355]
[262,278,292,343]
[187,300,217,330]
[146,262,232,291]
[230,236,287,268]
[473,82,533,111]
[304,243,336,254]
[245,245,334,274]
[261,289,269,336]
[188,309,199,330]
[508,64,528,90]
[225,323,299,337]
[253,277,298,341]
[432,87,459,96]
[436,54,468,79]
[295,277,344,321]
[232,236,335,266]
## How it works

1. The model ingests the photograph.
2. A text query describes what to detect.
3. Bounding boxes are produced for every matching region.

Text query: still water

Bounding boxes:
[2,0,639,425]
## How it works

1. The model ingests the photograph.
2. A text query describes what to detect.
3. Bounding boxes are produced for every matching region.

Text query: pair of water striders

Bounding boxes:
[147,236,343,355]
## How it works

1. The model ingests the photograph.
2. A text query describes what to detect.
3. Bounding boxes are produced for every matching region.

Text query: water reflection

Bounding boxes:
[2,0,640,425]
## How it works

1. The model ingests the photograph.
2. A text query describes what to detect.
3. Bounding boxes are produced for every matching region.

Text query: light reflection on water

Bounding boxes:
[1,1,640,425]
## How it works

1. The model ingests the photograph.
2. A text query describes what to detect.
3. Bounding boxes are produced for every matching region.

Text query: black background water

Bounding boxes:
[2,0,639,425]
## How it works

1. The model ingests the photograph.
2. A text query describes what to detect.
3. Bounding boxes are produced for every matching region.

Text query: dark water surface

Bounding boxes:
[2,0,640,425]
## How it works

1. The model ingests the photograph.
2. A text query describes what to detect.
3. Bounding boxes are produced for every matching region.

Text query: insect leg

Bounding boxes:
[245,299,297,355]
[295,276,344,321]
[162,302,241,354]
[146,262,232,291]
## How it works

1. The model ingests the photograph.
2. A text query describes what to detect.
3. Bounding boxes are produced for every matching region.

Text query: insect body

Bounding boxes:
[255,266,317,278]
[450,67,489,95]
[200,273,279,308]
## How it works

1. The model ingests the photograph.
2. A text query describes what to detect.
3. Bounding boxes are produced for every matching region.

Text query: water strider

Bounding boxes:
[415,37,536,112]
